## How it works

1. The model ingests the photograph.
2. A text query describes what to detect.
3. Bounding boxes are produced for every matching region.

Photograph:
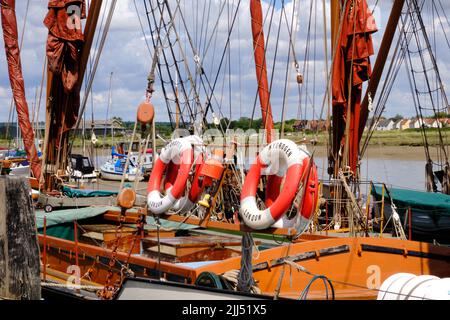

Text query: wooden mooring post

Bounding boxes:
[0,176,41,300]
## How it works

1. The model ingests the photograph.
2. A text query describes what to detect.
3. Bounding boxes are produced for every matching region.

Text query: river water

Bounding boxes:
[85,147,429,193]
[314,157,427,192]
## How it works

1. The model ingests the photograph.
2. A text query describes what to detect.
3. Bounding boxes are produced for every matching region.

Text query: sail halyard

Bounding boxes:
[1,0,42,180]
[250,0,274,144]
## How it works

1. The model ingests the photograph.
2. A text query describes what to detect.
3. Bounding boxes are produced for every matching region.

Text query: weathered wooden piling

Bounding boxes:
[0,176,41,300]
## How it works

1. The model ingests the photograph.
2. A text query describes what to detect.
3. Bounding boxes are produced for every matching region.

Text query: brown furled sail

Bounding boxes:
[331,0,377,175]
[44,0,86,94]
[1,0,41,179]
[250,0,274,143]
[42,0,97,190]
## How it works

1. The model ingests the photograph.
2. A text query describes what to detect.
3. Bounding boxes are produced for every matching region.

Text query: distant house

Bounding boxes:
[409,118,421,129]
[438,118,450,128]
[293,120,307,131]
[377,119,395,131]
[398,119,411,130]
[423,118,439,128]
[72,119,126,136]
[306,120,327,131]
[392,119,403,130]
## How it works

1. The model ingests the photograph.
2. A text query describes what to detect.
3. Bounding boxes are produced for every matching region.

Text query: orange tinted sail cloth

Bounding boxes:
[1,0,41,179]
[44,0,86,130]
[250,0,274,143]
[331,0,377,174]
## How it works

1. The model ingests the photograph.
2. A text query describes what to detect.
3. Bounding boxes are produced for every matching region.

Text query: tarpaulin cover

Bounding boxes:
[35,205,117,229]
[61,185,118,198]
[371,185,450,214]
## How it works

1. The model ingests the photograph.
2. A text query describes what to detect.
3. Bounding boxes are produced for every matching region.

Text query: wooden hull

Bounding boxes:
[38,234,450,300]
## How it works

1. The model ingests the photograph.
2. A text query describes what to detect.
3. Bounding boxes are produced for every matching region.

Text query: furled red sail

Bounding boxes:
[1,0,41,179]
[331,0,377,174]
[250,0,274,143]
[44,0,86,130]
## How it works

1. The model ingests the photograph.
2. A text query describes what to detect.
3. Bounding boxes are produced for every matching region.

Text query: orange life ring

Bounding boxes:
[239,140,309,230]
[299,158,319,221]
[147,137,194,215]
[270,151,318,233]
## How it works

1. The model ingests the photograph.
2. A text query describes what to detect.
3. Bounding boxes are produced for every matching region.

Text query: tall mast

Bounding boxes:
[1,0,41,179]
[42,0,102,190]
[250,0,274,143]
[330,0,342,177]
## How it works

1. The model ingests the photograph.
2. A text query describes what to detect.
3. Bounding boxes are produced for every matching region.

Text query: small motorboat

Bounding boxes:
[99,147,144,182]
[67,154,97,181]
[8,161,30,177]
[116,141,153,177]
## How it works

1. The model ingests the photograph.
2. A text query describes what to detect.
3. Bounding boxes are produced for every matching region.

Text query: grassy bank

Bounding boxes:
[1,128,448,149]
[287,128,449,147]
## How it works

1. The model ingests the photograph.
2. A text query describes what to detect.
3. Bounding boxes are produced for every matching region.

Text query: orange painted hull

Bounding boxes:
[39,234,450,300]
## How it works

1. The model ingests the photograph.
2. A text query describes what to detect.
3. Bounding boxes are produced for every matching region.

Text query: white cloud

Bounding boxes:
[0,0,449,125]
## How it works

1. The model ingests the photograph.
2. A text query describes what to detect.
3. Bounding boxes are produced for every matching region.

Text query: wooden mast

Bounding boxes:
[330,0,341,177]
[250,0,275,144]
[43,0,102,190]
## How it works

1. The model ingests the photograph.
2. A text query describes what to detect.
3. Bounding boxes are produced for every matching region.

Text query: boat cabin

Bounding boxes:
[69,154,95,175]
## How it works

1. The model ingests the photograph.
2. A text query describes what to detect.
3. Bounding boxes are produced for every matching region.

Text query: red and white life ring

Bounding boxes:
[239,139,309,230]
[271,153,319,233]
[147,137,195,215]
[171,135,205,213]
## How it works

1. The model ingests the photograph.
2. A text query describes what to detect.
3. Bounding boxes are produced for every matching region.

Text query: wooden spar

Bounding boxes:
[330,0,342,177]
[358,0,406,144]
[0,176,41,300]
[77,0,103,89]
[43,0,103,190]
[330,0,340,53]
[250,0,274,143]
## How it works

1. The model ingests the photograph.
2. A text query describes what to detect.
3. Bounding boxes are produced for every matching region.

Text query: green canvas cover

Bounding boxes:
[62,185,118,198]
[371,184,450,215]
[35,206,118,229]
[36,206,198,240]
[62,186,118,198]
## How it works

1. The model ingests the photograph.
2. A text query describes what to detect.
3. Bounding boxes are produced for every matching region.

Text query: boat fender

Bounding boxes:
[239,139,307,230]
[378,273,450,300]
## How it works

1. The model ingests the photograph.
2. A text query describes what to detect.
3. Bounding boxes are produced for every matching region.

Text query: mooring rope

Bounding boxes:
[237,232,256,293]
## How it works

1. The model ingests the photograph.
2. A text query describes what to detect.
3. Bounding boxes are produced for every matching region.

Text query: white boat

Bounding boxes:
[128,151,153,176]
[67,154,98,182]
[99,157,144,182]
[9,163,30,177]
[116,142,153,176]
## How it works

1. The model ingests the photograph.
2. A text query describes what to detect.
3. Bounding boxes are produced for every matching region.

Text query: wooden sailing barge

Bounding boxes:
[1,0,450,300]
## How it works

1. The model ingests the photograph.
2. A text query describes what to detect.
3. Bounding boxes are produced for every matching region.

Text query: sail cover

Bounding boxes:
[331,0,377,174]
[1,0,41,179]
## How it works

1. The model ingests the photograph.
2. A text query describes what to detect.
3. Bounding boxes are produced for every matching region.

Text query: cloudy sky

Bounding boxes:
[0,0,449,125]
